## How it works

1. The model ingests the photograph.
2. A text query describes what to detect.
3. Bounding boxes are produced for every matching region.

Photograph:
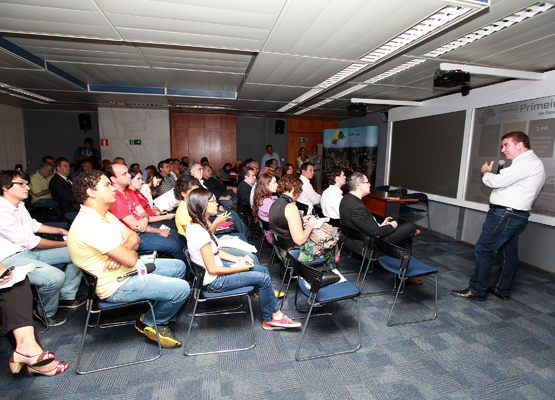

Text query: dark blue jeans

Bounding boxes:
[469,208,529,296]
[205,264,278,322]
[137,231,186,263]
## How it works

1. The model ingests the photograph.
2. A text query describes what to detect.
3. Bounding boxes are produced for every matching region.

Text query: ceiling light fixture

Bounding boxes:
[277,5,474,113]
[439,62,544,80]
[286,1,554,114]
[351,98,423,106]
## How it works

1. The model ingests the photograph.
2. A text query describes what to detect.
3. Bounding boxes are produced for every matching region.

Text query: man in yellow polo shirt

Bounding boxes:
[67,170,190,348]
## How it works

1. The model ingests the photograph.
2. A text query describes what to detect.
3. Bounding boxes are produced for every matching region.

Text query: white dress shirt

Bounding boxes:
[483,150,545,211]
[0,197,42,260]
[297,175,321,214]
[321,185,343,219]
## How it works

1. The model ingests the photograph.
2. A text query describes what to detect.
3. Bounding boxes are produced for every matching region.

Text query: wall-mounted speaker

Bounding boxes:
[275,119,285,134]
[79,114,92,131]
[379,112,388,123]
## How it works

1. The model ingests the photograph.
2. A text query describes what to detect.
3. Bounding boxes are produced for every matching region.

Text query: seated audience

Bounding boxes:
[42,155,55,169]
[297,162,321,214]
[128,169,176,229]
[218,163,233,182]
[339,172,421,285]
[189,162,250,237]
[68,171,189,348]
[252,172,278,243]
[112,157,126,165]
[274,167,283,178]
[179,161,189,176]
[201,165,237,207]
[269,174,338,268]
[1,170,84,327]
[321,166,346,220]
[29,162,57,210]
[282,163,295,176]
[140,171,162,210]
[49,157,79,214]
[1,266,68,377]
[105,164,186,262]
[237,166,256,207]
[186,188,299,330]
[157,160,176,196]
[80,160,93,172]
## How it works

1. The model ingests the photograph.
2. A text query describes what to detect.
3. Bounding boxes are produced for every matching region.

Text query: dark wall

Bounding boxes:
[23,111,100,173]
[338,112,388,186]
[236,116,287,166]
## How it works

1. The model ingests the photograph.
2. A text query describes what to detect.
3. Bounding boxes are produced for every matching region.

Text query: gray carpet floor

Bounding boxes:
[2,228,555,399]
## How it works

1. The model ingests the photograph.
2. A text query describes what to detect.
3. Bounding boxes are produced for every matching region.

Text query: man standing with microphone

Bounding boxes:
[452,131,545,302]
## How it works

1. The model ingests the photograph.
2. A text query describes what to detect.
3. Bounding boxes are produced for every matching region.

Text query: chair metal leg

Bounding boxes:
[76,302,161,374]
[295,295,361,361]
[33,287,49,334]
[184,293,256,356]
[386,273,438,326]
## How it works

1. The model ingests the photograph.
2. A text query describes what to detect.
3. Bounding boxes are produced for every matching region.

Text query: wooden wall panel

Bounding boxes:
[286,119,337,167]
[170,113,236,171]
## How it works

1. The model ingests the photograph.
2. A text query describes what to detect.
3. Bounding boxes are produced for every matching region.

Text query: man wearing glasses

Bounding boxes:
[339,173,421,284]
[0,170,84,327]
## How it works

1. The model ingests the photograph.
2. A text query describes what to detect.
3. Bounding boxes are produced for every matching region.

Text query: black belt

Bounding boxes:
[489,204,527,214]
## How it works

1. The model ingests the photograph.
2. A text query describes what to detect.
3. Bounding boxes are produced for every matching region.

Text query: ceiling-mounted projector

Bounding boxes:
[433,69,470,88]
[347,102,367,117]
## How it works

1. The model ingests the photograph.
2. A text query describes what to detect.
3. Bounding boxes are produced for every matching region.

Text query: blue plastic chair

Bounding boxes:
[76,269,161,374]
[183,250,256,356]
[399,193,430,230]
[287,250,361,361]
[377,239,438,326]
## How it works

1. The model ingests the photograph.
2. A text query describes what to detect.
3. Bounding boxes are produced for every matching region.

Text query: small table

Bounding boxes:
[362,189,418,220]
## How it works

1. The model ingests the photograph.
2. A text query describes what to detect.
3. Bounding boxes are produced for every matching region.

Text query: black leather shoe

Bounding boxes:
[58,298,86,309]
[486,287,510,301]
[451,289,486,301]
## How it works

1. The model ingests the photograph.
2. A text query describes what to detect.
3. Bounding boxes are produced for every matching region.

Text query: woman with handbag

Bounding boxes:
[268,175,338,268]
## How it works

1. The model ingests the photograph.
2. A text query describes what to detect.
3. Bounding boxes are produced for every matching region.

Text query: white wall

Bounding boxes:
[98,108,171,167]
[0,103,26,171]
[388,71,555,273]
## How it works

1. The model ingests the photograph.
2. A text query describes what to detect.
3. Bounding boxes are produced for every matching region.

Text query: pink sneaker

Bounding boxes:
[270,314,301,329]
[262,321,285,331]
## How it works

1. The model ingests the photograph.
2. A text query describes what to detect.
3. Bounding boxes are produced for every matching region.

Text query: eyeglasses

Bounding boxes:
[11,181,29,188]
[208,197,218,204]
[360,181,370,185]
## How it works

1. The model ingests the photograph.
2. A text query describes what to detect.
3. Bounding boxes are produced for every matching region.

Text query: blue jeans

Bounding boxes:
[225,210,250,237]
[205,264,278,322]
[469,208,529,296]
[103,259,190,326]
[2,248,83,317]
[138,231,186,262]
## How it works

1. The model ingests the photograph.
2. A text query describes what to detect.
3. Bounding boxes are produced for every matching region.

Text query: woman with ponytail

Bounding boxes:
[186,188,300,331]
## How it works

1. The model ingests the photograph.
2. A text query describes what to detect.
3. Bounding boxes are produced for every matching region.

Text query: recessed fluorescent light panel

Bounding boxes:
[278,5,473,112]
[278,2,553,114]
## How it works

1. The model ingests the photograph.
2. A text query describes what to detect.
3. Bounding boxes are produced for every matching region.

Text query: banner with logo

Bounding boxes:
[323,126,379,186]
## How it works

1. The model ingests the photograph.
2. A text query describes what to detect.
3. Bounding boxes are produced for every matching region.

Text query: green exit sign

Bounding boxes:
[299,137,308,143]
[129,139,142,145]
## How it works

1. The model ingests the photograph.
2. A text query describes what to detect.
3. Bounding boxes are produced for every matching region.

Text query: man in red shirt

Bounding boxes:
[105,164,186,262]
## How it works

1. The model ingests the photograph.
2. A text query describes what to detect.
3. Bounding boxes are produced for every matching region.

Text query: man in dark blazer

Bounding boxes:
[237,166,256,207]
[49,157,79,214]
[340,172,421,283]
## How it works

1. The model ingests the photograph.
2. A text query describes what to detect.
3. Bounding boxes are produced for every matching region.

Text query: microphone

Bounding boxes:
[117,263,156,282]
[496,160,505,174]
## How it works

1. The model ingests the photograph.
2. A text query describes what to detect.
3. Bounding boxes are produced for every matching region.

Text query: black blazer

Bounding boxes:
[339,193,394,255]
[49,174,78,214]
[237,181,253,207]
